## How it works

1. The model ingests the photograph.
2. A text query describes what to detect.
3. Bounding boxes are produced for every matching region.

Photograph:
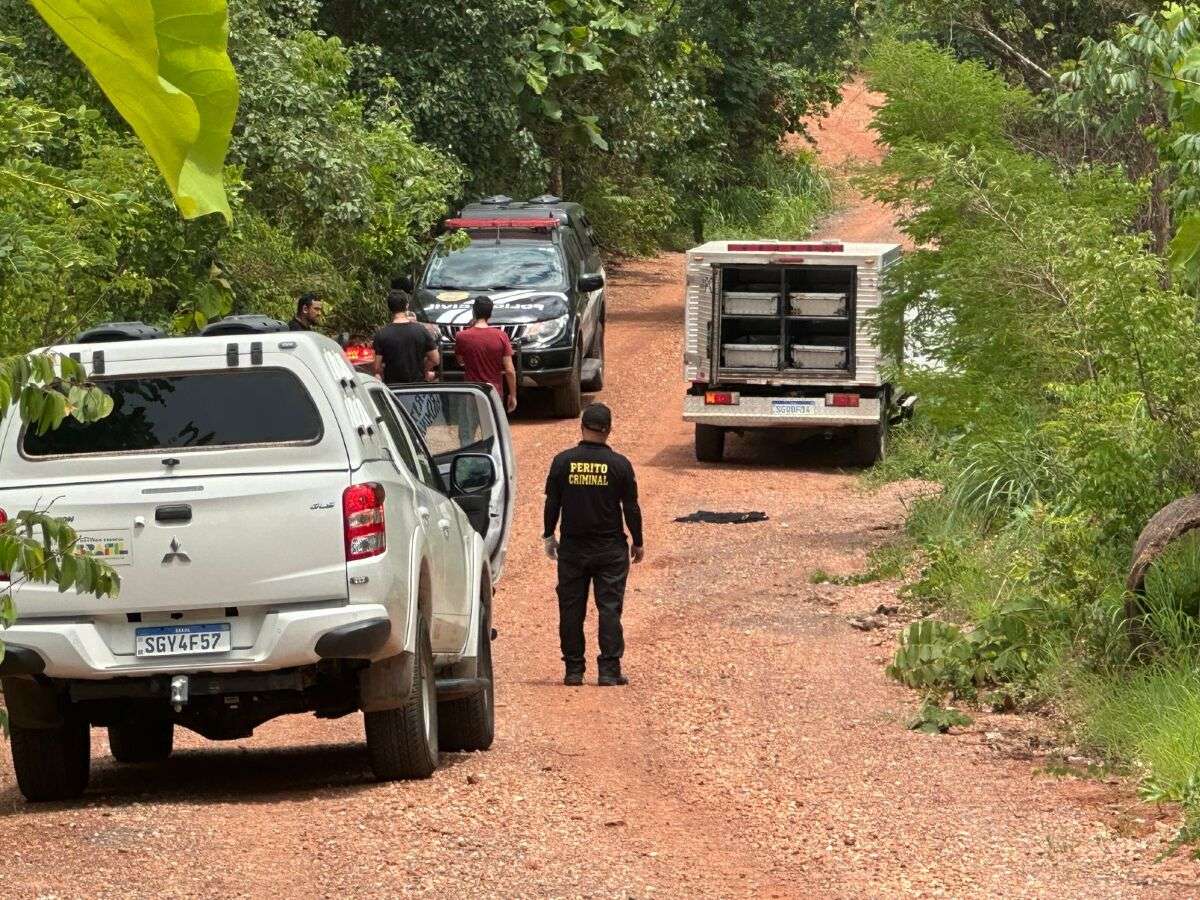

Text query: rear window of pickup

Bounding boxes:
[23,369,323,457]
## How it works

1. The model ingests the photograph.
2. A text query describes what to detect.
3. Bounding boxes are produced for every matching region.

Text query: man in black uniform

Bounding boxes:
[289,291,324,331]
[543,403,644,686]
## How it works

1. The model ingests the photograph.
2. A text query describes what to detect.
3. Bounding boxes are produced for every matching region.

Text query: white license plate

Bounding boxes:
[135,623,231,658]
[772,399,819,416]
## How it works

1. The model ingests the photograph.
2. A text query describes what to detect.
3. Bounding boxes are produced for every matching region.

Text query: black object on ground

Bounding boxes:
[674,510,768,524]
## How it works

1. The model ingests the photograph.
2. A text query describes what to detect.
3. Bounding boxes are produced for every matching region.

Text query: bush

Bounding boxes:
[703,149,833,241]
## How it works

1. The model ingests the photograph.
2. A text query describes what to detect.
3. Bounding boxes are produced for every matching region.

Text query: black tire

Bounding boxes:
[581,324,604,393]
[364,616,439,780]
[438,610,495,752]
[108,716,174,763]
[552,342,584,418]
[849,418,889,467]
[10,710,91,802]
[695,424,725,463]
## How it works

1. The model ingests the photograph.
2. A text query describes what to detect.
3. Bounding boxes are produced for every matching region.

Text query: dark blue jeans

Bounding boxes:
[556,543,630,674]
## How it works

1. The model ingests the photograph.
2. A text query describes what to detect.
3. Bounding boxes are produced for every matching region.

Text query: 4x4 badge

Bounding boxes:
[161,536,191,566]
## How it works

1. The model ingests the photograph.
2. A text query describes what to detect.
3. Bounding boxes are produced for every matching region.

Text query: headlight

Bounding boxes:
[521,314,569,348]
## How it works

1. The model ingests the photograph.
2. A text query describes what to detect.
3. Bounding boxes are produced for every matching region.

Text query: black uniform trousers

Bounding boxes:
[556,540,630,674]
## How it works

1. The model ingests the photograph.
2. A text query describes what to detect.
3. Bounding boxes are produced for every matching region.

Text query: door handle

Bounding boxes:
[438,519,451,538]
[417,506,431,522]
[155,504,192,524]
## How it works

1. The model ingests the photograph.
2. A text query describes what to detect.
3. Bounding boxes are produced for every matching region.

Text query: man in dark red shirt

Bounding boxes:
[454,297,517,412]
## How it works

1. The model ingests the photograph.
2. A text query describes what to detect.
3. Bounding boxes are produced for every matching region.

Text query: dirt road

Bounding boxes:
[3,85,1199,898]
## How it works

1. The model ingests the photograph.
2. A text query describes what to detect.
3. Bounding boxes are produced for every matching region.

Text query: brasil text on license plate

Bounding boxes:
[135,623,231,658]
[772,399,819,416]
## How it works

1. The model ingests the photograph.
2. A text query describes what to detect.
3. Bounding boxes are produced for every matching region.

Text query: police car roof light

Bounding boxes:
[478,195,513,205]
[528,194,562,204]
[444,215,558,231]
[75,321,167,343]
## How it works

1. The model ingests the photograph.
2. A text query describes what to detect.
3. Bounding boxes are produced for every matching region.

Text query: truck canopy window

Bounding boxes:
[23,369,323,457]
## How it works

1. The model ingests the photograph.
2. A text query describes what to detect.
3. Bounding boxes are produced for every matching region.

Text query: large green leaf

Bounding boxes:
[28,0,239,221]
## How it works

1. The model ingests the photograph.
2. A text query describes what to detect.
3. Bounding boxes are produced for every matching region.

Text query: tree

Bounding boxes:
[26,0,240,220]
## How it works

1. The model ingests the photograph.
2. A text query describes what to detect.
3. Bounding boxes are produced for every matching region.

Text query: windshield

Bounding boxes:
[424,239,566,290]
[23,369,323,457]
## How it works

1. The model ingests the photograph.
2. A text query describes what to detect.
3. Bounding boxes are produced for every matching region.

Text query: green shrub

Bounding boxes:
[703,149,833,241]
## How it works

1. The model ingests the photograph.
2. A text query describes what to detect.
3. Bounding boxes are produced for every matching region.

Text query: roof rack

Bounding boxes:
[200,314,290,336]
[444,214,559,231]
[75,322,166,343]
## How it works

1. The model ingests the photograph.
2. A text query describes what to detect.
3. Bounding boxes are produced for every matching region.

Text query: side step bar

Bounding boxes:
[435,676,490,701]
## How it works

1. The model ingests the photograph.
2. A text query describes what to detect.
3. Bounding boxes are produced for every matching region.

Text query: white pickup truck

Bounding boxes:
[0,326,514,801]
[683,239,912,464]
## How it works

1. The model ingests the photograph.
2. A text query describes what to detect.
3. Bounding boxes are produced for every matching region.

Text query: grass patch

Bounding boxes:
[810,540,912,585]
[703,149,834,240]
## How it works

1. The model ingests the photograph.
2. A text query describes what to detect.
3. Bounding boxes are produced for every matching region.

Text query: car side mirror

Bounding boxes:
[450,453,496,495]
[578,273,605,292]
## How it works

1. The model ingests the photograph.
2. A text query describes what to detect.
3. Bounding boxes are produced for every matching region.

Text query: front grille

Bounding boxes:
[437,324,528,344]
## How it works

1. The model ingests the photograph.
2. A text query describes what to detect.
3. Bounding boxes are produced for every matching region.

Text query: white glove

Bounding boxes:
[543,536,558,560]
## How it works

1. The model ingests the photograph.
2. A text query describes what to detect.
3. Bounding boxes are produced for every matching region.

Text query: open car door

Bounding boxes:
[391,383,516,583]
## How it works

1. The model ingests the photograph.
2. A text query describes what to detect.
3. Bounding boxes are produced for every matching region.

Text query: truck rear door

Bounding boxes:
[0,360,351,618]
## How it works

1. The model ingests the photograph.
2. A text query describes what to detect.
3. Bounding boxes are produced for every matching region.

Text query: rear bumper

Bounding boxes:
[683,394,883,428]
[4,603,393,680]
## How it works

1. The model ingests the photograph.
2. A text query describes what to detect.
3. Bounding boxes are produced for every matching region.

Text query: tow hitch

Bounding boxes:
[170,674,189,711]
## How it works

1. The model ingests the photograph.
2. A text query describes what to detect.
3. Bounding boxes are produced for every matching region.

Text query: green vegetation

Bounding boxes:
[866,11,1200,853]
[1,0,851,349]
[810,540,910,586]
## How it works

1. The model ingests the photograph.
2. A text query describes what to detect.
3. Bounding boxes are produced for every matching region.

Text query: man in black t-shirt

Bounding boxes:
[373,291,440,384]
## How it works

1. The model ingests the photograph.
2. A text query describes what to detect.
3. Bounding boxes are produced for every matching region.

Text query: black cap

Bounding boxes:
[581,402,612,432]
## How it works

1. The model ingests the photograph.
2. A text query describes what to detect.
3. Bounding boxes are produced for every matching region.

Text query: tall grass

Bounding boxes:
[703,149,834,240]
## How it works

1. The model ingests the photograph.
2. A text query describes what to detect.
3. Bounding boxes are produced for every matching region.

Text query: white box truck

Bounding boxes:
[683,239,912,464]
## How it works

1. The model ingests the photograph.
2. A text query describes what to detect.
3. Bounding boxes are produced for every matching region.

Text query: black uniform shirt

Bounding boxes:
[543,440,643,549]
[287,316,312,331]
[373,321,437,384]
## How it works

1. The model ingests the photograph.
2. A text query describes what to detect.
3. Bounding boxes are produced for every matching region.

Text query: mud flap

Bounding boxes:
[358,651,415,713]
[2,676,64,729]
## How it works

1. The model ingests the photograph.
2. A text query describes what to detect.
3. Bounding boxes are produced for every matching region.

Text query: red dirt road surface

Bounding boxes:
[2,83,1198,898]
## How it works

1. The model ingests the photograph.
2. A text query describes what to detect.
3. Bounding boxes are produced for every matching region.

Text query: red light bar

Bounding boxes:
[727,242,843,252]
[445,217,558,231]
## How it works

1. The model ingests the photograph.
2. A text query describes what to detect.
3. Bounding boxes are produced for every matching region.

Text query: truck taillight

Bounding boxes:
[343,483,386,561]
[343,343,375,365]
[825,393,860,407]
[0,507,7,581]
[705,390,739,406]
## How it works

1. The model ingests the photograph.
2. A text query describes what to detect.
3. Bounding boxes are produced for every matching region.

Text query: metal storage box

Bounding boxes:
[723,342,779,368]
[788,292,846,317]
[724,291,779,316]
[791,343,848,369]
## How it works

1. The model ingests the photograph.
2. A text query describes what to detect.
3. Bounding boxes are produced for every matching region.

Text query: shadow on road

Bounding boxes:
[647,428,867,473]
[0,740,471,813]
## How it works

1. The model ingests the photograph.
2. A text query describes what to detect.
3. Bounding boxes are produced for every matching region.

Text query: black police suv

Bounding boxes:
[402,195,606,418]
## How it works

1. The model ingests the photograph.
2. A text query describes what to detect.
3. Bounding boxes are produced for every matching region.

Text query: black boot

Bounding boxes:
[563,667,584,686]
[597,671,628,687]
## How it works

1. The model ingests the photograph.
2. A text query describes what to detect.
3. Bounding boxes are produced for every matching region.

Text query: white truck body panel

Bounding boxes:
[683,240,901,428]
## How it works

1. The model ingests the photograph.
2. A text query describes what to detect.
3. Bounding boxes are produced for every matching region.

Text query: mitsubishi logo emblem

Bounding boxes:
[161,535,191,566]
